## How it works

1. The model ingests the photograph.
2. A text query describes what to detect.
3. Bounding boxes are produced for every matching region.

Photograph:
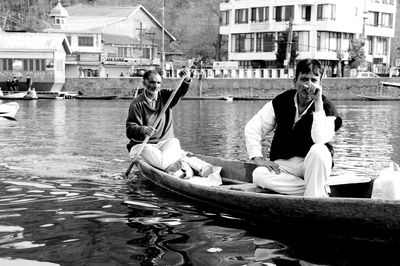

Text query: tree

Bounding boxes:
[348,38,367,70]
[275,29,298,68]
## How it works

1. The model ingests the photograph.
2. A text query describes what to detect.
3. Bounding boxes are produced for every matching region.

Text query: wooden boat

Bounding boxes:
[358,81,400,101]
[37,93,59,99]
[0,92,37,100]
[358,95,400,101]
[74,95,117,100]
[0,102,19,121]
[135,154,400,243]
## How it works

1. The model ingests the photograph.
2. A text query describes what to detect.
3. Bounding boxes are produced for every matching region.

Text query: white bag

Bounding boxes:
[371,162,400,200]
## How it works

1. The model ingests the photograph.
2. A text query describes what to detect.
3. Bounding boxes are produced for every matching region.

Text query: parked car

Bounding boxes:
[131,68,148,77]
[355,71,379,78]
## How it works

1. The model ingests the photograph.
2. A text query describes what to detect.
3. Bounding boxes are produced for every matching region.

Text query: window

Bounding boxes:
[317,31,342,52]
[107,53,117,57]
[294,31,310,52]
[235,9,248,24]
[317,4,336,21]
[256,32,275,52]
[273,5,294,22]
[66,36,71,45]
[78,36,94,47]
[220,10,230,25]
[143,47,151,59]
[251,7,268,22]
[45,59,54,69]
[231,33,254,52]
[35,60,40,71]
[376,37,388,55]
[117,47,128,57]
[367,36,373,54]
[41,60,46,71]
[367,12,379,26]
[381,13,393,28]
[23,59,28,71]
[302,5,311,21]
[342,33,353,50]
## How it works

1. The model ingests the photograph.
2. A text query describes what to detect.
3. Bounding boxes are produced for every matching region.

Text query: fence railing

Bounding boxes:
[163,68,295,79]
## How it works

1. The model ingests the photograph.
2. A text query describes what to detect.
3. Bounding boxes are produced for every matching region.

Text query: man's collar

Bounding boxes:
[144,90,157,102]
[294,92,314,115]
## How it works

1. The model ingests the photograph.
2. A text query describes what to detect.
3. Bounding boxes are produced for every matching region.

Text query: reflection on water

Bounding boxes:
[0,99,399,265]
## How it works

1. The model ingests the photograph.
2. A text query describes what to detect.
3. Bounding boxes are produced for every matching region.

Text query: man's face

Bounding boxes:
[143,73,162,96]
[295,72,321,102]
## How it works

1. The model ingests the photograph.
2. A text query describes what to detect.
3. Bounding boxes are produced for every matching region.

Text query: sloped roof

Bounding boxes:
[0,33,71,54]
[46,4,175,41]
[102,33,152,46]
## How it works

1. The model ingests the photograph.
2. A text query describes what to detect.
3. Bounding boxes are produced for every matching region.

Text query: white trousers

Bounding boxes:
[129,138,184,171]
[253,144,332,197]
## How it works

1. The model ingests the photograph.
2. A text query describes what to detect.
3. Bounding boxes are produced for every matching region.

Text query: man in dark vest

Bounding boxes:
[245,59,342,197]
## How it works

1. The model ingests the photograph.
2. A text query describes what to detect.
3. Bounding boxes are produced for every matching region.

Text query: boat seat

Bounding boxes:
[220,183,277,194]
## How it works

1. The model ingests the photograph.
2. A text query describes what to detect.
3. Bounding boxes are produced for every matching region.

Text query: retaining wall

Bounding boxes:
[63,77,400,100]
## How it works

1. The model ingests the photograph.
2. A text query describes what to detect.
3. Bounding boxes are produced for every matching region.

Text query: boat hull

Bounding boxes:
[358,95,400,101]
[136,155,400,243]
[74,95,117,100]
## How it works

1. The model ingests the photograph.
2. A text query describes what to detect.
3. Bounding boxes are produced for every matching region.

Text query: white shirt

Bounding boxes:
[244,93,337,160]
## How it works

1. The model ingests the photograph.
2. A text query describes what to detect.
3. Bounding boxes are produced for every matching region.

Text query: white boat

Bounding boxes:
[0,102,19,121]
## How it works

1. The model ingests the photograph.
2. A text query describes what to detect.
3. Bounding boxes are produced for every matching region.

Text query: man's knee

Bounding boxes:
[253,166,274,186]
[305,144,332,169]
[308,144,330,160]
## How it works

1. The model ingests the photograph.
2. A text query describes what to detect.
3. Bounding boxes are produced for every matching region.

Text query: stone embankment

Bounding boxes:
[63,77,400,100]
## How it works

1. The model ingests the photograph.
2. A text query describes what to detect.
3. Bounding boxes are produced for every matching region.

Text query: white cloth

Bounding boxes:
[129,138,184,170]
[252,144,332,197]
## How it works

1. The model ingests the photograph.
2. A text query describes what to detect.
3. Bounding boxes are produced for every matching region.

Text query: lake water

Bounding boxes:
[0,99,399,265]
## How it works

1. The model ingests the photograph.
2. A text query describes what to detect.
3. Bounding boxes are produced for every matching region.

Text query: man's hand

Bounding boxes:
[179,68,192,82]
[305,83,323,112]
[143,126,157,137]
[305,83,322,101]
[252,157,281,174]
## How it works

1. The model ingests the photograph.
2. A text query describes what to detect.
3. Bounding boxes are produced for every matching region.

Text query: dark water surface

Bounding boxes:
[0,99,399,265]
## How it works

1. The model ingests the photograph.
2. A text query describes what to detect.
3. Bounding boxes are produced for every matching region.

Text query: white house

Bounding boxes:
[219,0,396,75]
[0,32,71,91]
[44,2,176,78]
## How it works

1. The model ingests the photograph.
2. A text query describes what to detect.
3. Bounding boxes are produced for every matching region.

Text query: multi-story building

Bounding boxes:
[45,2,175,78]
[220,0,396,75]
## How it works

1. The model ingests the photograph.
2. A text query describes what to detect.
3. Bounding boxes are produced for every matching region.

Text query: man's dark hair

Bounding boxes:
[294,59,324,81]
[143,70,162,81]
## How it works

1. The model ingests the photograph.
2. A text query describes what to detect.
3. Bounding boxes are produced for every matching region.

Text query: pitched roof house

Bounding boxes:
[0,32,71,92]
[45,2,176,78]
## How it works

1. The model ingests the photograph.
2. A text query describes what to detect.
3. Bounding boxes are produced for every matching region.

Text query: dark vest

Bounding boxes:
[270,90,342,161]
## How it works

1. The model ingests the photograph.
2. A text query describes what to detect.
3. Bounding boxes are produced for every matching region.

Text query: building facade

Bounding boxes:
[0,33,71,92]
[45,2,175,78]
[220,0,396,75]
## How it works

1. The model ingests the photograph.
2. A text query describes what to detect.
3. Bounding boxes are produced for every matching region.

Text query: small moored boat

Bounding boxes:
[74,95,117,100]
[135,154,400,243]
[0,102,19,121]
[0,92,38,100]
[358,81,400,101]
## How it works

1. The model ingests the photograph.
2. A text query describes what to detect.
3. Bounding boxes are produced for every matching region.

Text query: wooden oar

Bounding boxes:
[124,59,195,178]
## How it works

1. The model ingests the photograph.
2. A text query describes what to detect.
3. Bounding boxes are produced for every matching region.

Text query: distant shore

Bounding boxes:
[63,77,400,101]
